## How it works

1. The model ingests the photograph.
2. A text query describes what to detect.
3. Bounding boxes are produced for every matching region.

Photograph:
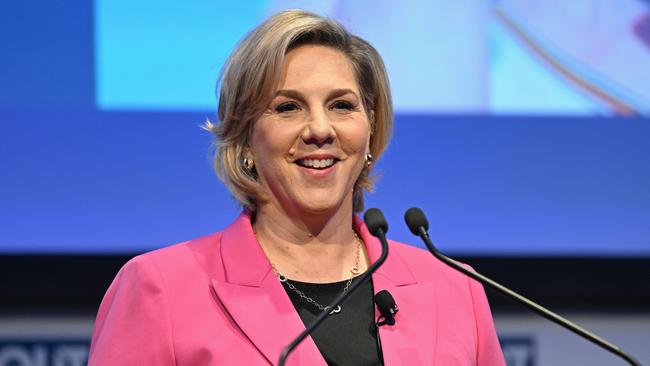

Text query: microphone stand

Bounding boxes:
[277,210,390,366]
[414,225,641,366]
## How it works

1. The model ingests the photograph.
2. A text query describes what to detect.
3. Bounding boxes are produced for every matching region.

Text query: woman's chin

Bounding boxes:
[294,201,343,216]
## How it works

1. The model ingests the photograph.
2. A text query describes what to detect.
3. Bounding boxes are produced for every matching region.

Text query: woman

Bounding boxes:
[89,10,505,366]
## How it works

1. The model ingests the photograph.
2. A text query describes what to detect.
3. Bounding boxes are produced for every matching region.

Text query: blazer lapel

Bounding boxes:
[210,213,439,365]
[355,216,439,366]
[210,213,326,366]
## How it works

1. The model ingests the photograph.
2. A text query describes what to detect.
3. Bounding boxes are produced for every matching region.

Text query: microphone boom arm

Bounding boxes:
[416,227,641,366]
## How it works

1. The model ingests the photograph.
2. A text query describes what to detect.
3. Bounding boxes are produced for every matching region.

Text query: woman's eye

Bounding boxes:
[331,100,354,110]
[275,102,299,113]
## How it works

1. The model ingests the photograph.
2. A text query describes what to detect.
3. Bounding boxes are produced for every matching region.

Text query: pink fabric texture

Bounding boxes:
[89,212,505,365]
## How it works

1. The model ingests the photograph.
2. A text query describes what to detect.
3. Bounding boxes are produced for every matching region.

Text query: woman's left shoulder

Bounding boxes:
[387,239,473,285]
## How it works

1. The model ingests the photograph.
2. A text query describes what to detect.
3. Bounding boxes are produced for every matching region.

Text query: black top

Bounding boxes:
[281,277,383,366]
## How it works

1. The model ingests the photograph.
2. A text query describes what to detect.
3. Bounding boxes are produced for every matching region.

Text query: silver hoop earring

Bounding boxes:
[365,153,373,168]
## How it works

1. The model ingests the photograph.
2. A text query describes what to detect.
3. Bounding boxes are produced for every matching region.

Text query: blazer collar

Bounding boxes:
[352,215,417,287]
[212,212,425,365]
[219,211,272,287]
[351,217,439,365]
[213,212,324,365]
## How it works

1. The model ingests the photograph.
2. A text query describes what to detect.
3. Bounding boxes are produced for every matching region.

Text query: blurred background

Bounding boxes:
[1,0,649,365]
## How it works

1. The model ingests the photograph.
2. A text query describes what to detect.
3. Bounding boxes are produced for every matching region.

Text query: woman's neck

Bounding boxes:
[253,202,366,283]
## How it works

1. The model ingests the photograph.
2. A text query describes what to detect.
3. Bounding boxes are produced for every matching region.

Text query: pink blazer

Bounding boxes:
[89,212,505,365]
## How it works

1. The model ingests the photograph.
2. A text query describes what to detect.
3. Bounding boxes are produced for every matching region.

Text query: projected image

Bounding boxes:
[492,0,650,115]
[96,0,650,115]
[2,0,649,255]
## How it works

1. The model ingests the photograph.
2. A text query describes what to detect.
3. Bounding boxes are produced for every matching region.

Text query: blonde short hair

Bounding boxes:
[205,9,393,212]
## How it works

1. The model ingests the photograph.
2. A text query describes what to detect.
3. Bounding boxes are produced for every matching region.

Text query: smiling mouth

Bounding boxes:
[296,158,337,169]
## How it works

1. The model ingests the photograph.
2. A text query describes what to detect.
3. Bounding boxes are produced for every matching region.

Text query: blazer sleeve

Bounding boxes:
[88,255,176,366]
[467,272,506,366]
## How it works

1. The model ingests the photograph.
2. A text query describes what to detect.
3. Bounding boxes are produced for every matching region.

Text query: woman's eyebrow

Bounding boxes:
[327,88,359,100]
[274,89,304,100]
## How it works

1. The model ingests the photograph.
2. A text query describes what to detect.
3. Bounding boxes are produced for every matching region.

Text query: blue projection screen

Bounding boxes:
[1,0,649,255]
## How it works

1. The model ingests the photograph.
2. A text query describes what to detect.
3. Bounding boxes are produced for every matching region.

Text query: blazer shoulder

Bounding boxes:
[387,239,472,285]
[124,231,226,286]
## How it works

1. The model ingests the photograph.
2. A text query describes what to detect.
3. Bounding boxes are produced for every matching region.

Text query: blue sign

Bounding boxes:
[0,340,89,366]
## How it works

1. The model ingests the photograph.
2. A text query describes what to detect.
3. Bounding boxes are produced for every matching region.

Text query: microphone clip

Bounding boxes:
[376,304,398,327]
[375,289,399,327]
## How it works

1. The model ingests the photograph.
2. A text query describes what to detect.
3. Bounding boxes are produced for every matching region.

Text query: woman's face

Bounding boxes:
[250,45,371,216]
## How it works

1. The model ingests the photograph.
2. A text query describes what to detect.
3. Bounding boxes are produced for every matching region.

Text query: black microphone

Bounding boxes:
[278,208,391,366]
[365,208,388,237]
[404,207,641,366]
[375,290,398,326]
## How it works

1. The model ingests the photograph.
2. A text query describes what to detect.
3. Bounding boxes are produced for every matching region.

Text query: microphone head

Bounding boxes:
[364,208,388,237]
[375,290,396,311]
[404,207,429,235]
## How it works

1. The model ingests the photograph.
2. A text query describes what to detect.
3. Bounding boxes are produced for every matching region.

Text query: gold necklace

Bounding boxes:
[271,232,363,314]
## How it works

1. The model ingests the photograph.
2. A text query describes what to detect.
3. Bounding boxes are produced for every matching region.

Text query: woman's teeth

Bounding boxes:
[297,158,335,169]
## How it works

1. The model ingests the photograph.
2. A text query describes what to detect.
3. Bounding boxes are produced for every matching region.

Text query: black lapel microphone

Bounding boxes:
[278,208,390,366]
[375,290,398,326]
[404,207,641,366]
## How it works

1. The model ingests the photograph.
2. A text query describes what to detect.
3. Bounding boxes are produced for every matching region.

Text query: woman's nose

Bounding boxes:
[302,109,335,146]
